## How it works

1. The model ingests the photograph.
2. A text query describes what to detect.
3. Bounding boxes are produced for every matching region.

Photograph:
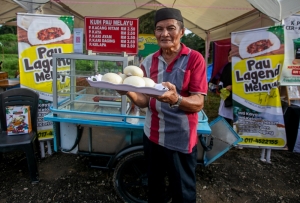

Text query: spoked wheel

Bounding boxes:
[113,151,171,203]
[113,151,148,202]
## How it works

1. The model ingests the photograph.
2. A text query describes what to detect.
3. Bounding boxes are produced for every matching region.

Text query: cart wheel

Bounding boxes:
[113,151,171,203]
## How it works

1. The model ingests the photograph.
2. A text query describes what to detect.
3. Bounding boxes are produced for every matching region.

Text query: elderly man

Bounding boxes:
[121,8,207,202]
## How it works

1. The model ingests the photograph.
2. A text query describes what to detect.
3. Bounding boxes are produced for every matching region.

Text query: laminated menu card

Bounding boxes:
[6,106,32,135]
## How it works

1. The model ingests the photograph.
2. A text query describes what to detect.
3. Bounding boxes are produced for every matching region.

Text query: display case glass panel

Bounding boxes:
[51,53,139,123]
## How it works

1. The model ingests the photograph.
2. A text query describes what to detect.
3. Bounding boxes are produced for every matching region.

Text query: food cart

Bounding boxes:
[44,52,241,202]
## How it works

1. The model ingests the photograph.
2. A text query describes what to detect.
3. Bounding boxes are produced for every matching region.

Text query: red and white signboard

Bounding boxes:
[85,17,138,54]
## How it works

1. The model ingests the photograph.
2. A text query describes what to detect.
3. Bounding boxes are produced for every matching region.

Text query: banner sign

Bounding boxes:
[85,17,138,54]
[279,14,300,85]
[17,13,74,140]
[231,26,287,148]
[138,34,159,58]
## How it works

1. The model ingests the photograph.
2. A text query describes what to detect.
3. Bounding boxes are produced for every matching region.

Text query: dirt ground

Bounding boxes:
[0,146,299,203]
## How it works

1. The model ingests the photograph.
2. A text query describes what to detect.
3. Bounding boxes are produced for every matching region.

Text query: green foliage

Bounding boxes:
[75,60,95,72]
[181,33,205,55]
[139,11,155,34]
[0,54,19,78]
[0,34,18,54]
[75,60,122,74]
[203,91,220,122]
[0,34,20,78]
[0,25,17,35]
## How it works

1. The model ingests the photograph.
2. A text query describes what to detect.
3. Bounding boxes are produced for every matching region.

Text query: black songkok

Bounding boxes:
[154,8,183,26]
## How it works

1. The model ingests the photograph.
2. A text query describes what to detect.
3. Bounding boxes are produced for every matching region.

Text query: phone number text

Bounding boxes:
[244,138,278,145]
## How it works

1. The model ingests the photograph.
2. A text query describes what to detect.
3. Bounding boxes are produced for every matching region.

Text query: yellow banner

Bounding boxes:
[38,129,54,140]
[19,44,72,94]
[231,26,287,148]
[138,34,159,58]
[17,14,74,140]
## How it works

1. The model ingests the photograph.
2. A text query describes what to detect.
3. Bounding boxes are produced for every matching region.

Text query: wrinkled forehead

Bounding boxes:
[155,19,179,27]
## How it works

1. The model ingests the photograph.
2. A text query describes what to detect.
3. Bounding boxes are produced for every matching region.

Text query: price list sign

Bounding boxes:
[85,17,138,54]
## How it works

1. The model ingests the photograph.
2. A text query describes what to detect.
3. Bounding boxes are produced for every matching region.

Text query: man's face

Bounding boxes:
[154,19,184,49]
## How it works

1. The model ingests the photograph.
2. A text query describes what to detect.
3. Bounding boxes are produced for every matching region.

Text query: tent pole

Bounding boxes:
[205,31,210,67]
[205,36,208,67]
[205,32,211,102]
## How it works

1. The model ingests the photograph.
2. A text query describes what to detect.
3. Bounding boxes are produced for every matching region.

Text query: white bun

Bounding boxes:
[123,76,145,87]
[124,66,144,77]
[101,73,123,84]
[142,77,155,87]
[118,73,127,82]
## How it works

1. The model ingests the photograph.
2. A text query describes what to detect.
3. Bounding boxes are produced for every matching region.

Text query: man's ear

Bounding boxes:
[180,28,185,37]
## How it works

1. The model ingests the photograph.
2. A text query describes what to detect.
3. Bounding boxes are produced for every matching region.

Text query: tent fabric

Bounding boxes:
[0,0,277,41]
[210,38,231,83]
[247,0,300,21]
[0,0,84,28]
[2,1,300,41]
[54,0,277,41]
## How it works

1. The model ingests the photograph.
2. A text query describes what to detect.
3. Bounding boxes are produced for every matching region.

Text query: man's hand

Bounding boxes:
[226,85,232,92]
[148,82,178,105]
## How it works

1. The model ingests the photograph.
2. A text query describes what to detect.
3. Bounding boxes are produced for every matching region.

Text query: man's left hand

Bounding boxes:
[149,82,179,105]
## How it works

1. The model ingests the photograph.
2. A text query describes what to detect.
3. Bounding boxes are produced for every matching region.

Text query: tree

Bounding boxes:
[181,33,205,55]
[0,25,16,35]
[0,19,17,35]
[139,11,155,34]
[0,34,18,54]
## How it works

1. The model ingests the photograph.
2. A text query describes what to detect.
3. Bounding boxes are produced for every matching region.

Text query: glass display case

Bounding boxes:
[50,52,143,124]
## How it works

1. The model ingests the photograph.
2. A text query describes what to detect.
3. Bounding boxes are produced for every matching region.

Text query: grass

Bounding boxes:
[0,34,18,54]
[203,91,220,123]
[0,54,19,78]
